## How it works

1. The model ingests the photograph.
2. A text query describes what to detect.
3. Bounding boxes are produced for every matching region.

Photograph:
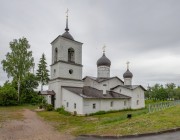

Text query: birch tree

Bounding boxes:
[1,37,34,102]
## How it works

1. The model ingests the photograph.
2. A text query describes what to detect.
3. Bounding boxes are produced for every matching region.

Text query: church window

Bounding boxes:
[69,69,73,74]
[137,100,139,105]
[119,89,121,93]
[124,100,126,106]
[67,102,69,107]
[110,101,113,107]
[68,48,75,62]
[54,48,58,62]
[74,103,76,109]
[93,103,96,109]
[53,69,56,76]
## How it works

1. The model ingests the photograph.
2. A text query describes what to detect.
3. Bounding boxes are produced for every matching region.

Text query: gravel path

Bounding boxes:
[0,109,74,140]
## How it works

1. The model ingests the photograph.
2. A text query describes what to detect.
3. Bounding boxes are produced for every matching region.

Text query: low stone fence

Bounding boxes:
[148,100,180,113]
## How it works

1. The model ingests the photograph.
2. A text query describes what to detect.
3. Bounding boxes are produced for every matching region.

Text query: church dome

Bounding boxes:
[97,53,111,67]
[123,69,133,78]
[62,31,74,40]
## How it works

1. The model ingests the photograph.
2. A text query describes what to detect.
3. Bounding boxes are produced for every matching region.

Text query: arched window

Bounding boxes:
[68,48,75,62]
[54,48,58,62]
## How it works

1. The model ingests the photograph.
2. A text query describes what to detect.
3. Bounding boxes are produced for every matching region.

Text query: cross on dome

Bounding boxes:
[66,8,69,17]
[126,61,130,70]
[102,45,106,53]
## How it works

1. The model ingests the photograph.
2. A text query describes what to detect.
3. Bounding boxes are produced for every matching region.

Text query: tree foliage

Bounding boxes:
[0,82,18,106]
[1,37,34,101]
[36,53,49,91]
[145,83,180,100]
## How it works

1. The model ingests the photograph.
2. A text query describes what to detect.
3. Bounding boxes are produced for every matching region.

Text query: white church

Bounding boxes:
[42,13,145,115]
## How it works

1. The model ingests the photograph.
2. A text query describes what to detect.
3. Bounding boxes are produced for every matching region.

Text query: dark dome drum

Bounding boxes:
[97,53,111,67]
[123,69,133,78]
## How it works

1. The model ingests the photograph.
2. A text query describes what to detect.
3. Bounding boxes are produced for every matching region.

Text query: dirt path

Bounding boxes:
[0,109,74,140]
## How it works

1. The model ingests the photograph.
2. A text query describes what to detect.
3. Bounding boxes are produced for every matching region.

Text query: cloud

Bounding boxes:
[0,0,180,87]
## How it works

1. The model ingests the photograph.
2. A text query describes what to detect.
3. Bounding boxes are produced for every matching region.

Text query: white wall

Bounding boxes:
[62,88,83,115]
[124,78,132,85]
[51,36,82,64]
[97,66,110,78]
[83,98,130,114]
[83,77,124,91]
[49,79,83,109]
[112,86,145,109]
[131,87,145,109]
[51,62,82,80]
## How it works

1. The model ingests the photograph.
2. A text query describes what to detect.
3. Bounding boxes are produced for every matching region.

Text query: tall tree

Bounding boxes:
[36,53,49,91]
[1,37,34,102]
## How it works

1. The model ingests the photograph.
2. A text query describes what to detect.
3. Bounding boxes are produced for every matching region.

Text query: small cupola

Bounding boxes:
[97,46,111,78]
[123,61,133,85]
[97,46,111,67]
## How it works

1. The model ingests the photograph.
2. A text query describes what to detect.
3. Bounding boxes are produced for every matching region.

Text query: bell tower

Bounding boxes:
[49,9,83,108]
[50,9,83,81]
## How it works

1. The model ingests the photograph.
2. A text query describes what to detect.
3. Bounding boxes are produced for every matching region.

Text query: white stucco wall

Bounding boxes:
[83,77,124,91]
[49,79,83,109]
[51,62,82,80]
[97,66,110,78]
[83,98,130,114]
[62,88,83,115]
[51,36,82,64]
[112,86,145,109]
[131,87,145,109]
[124,78,132,85]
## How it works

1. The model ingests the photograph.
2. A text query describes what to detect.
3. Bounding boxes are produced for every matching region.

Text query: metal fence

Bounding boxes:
[148,100,180,113]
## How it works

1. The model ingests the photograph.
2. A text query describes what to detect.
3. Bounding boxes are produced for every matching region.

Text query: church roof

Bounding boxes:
[97,53,111,67]
[83,76,124,83]
[62,86,131,99]
[111,85,146,91]
[62,31,74,40]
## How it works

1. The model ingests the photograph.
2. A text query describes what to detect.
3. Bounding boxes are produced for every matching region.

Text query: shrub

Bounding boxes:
[0,84,18,106]
[56,106,71,116]
[45,104,54,111]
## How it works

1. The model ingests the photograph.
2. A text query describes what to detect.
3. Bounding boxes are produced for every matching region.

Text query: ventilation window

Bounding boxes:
[69,69,73,74]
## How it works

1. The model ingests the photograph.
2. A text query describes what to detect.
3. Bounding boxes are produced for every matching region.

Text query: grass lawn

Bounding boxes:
[37,105,180,136]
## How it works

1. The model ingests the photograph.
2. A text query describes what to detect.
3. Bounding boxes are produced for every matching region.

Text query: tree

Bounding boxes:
[0,82,18,106]
[36,53,49,91]
[1,37,34,102]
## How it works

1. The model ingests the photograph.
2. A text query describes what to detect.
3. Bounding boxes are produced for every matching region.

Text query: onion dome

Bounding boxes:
[123,61,133,78]
[97,53,111,67]
[123,69,133,78]
[62,9,74,40]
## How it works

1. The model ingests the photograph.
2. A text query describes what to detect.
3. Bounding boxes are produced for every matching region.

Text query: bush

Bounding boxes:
[56,106,71,116]
[20,91,45,105]
[45,104,54,111]
[0,84,18,106]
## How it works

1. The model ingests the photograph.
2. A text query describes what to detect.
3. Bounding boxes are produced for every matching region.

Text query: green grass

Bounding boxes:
[37,105,180,136]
